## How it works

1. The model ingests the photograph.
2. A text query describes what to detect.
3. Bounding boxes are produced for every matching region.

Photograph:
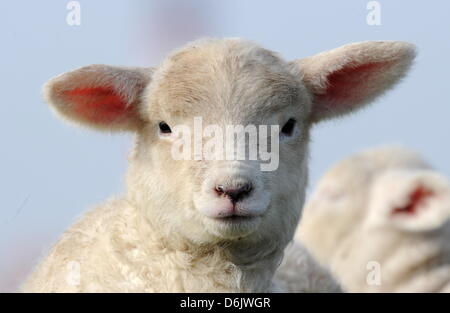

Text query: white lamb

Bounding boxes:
[299,147,450,292]
[23,38,415,292]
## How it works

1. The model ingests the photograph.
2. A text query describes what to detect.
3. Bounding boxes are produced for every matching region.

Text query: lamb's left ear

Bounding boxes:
[43,65,154,131]
[292,41,416,123]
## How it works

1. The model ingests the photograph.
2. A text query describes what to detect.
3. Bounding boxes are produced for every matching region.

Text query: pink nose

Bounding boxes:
[215,183,253,203]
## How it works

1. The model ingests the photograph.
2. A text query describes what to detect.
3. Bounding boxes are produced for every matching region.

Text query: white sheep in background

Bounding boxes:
[299,147,450,292]
[23,38,415,292]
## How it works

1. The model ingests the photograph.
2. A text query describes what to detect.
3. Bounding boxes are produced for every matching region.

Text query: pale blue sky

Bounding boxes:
[1,0,449,291]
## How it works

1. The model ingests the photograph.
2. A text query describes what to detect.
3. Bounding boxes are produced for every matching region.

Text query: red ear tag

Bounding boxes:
[392,187,433,215]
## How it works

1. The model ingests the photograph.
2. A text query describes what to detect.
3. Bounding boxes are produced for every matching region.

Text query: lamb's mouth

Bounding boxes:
[212,214,261,224]
[205,212,264,237]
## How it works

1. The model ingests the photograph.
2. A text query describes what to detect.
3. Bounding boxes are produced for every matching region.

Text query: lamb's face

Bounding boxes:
[359,170,450,292]
[300,148,450,292]
[128,41,311,242]
[43,38,416,245]
[299,147,433,262]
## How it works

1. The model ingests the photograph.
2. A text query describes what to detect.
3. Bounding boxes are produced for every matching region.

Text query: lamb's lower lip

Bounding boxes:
[212,215,258,223]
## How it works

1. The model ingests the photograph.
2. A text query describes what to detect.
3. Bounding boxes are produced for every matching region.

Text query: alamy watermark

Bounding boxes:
[65,261,81,287]
[167,117,280,172]
[366,261,382,286]
[367,1,381,26]
[66,1,81,26]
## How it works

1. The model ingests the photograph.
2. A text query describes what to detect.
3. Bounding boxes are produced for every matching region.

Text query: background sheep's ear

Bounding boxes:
[368,170,450,232]
[292,41,416,123]
[43,65,154,131]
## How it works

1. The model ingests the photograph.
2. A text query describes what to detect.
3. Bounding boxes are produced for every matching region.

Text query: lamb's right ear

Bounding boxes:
[43,65,154,131]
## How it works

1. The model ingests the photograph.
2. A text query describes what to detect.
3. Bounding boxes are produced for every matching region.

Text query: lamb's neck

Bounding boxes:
[129,202,287,292]
[156,234,284,292]
[227,240,284,292]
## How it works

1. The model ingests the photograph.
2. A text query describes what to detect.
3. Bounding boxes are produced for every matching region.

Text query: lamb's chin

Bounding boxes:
[203,215,263,240]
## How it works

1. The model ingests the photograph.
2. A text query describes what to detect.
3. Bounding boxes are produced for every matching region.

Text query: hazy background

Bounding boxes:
[1,0,449,292]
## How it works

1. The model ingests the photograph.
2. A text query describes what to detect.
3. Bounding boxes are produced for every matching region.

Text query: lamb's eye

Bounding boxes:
[281,118,296,136]
[158,121,172,134]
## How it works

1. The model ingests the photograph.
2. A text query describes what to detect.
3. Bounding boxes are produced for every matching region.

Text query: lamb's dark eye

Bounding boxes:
[281,118,296,136]
[159,121,172,134]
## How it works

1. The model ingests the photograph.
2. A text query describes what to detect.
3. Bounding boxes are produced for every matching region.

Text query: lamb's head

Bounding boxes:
[299,147,450,292]
[43,38,416,245]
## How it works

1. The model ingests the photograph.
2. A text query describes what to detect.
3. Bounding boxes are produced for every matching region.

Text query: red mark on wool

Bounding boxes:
[63,87,133,124]
[392,187,434,215]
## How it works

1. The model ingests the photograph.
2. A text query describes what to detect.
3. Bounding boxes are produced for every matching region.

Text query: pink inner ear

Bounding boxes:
[63,87,135,125]
[392,187,434,215]
[315,61,392,109]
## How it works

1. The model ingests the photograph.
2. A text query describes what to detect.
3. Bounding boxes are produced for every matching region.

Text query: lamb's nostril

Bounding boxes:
[242,183,252,193]
[215,184,225,195]
[215,183,253,203]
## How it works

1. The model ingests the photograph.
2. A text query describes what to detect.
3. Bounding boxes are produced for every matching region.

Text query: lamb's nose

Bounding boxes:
[215,183,253,203]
